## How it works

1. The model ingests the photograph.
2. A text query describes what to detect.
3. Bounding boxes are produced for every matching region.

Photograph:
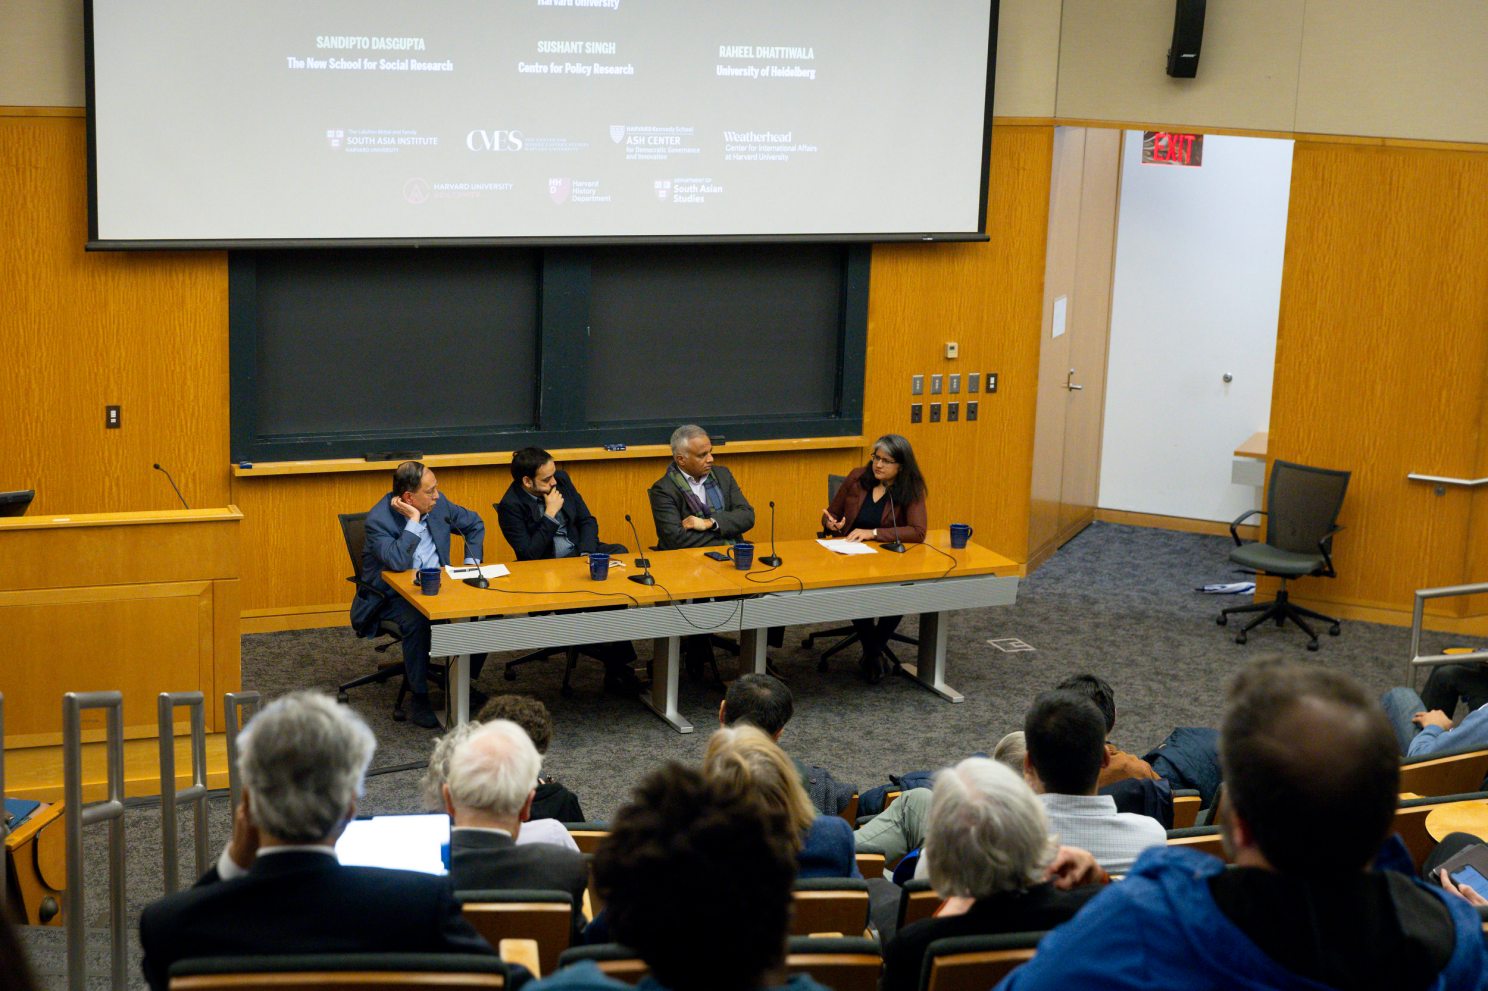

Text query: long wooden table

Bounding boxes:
[384,530,1018,733]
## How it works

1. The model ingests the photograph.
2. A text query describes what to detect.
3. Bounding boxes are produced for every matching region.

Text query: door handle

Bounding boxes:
[1066,369,1083,391]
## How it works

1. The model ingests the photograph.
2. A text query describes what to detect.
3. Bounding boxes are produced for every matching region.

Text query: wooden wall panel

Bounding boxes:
[1268,142,1488,619]
[863,124,1052,575]
[0,116,230,515]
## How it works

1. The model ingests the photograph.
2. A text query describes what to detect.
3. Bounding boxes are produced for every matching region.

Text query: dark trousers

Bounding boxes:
[1421,664,1488,716]
[381,595,486,693]
[854,615,904,663]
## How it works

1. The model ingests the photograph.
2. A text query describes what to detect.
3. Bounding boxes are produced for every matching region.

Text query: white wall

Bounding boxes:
[1098,132,1292,523]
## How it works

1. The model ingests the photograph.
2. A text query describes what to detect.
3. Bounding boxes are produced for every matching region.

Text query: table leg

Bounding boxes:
[739,628,769,676]
[447,652,470,727]
[899,612,964,703]
[640,636,693,734]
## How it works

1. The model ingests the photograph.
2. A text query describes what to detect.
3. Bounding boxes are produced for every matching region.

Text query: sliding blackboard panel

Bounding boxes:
[585,245,841,425]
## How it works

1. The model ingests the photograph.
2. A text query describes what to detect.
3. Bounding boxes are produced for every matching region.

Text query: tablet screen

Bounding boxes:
[1450,864,1488,900]
[335,812,450,875]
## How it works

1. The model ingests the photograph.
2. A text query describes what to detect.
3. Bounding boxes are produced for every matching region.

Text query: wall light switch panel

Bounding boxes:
[967,372,980,393]
[966,401,978,421]
[986,372,999,394]
[930,374,943,395]
[106,405,121,428]
[910,402,922,423]
[948,373,961,394]
[911,374,924,395]
[929,402,942,423]
[945,341,959,359]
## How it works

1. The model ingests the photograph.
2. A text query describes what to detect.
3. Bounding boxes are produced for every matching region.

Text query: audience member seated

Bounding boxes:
[531,764,830,991]
[704,725,860,879]
[138,692,493,990]
[996,658,1488,991]
[880,758,1105,991]
[443,719,591,943]
[993,730,1026,773]
[1056,674,1161,787]
[479,693,586,822]
[1421,663,1488,719]
[420,718,578,852]
[720,673,856,816]
[1382,682,1488,759]
[1023,690,1167,874]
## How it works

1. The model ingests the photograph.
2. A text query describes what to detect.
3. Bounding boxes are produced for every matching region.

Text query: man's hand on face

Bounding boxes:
[390,495,421,522]
[543,486,564,517]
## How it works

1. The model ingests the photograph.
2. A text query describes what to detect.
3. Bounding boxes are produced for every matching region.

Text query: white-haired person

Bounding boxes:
[444,720,590,943]
[880,758,1107,991]
[139,692,493,991]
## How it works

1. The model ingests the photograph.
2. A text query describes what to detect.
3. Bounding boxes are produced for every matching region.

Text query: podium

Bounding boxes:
[0,507,242,755]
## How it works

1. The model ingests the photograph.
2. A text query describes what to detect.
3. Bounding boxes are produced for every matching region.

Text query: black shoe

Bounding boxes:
[468,687,489,713]
[859,652,883,685]
[604,668,647,695]
[408,692,440,729]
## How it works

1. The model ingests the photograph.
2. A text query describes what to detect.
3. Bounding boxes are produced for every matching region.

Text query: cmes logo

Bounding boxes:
[466,129,524,151]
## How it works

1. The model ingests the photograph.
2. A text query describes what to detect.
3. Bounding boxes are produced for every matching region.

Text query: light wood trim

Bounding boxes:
[5,733,231,803]
[1166,831,1229,861]
[1399,751,1488,799]
[0,106,84,117]
[1171,795,1202,830]
[241,606,349,635]
[1234,432,1269,459]
[498,941,541,980]
[926,948,1037,991]
[1094,508,1260,542]
[234,438,866,477]
[0,506,242,531]
[171,973,505,989]
[1046,120,1488,153]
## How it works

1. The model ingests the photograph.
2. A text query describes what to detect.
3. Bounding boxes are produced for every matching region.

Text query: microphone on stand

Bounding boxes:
[881,488,906,553]
[153,463,191,509]
[758,500,783,567]
[624,514,656,586]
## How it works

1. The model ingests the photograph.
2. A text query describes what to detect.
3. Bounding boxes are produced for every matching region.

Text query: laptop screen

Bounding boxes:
[335,812,450,875]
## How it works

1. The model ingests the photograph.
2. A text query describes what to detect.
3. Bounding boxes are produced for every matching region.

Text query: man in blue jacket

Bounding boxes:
[1382,681,1488,759]
[996,658,1488,991]
[351,461,487,728]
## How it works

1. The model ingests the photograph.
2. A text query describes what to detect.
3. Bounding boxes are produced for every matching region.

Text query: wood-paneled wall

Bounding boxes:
[1268,141,1488,625]
[2,114,1053,628]
[0,115,230,516]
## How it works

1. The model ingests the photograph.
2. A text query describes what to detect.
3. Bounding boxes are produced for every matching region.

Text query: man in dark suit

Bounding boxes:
[648,425,756,678]
[138,693,495,991]
[496,448,642,693]
[350,460,488,727]
[443,719,591,944]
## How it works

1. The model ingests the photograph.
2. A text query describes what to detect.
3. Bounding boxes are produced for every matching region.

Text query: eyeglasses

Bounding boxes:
[870,454,897,466]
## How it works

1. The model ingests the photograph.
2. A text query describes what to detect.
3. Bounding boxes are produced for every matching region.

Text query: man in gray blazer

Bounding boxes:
[647,424,755,549]
[443,720,590,943]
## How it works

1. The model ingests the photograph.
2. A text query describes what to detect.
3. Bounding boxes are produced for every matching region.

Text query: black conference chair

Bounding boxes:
[1217,460,1350,651]
[0,489,35,517]
[336,512,444,721]
[803,474,918,672]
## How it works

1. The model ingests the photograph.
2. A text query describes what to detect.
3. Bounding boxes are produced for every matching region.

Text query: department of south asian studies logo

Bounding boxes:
[654,180,671,201]
[609,124,626,143]
[548,178,571,204]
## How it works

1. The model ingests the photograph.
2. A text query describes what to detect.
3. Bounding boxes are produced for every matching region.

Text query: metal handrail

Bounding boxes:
[1406,582,1488,688]
[224,691,262,814]
[1407,473,1488,488]
[158,692,210,893]
[63,691,128,991]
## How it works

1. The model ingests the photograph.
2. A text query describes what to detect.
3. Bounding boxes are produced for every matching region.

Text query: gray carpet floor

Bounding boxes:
[15,522,1474,989]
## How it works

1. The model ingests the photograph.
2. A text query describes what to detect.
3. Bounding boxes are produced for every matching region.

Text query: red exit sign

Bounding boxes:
[1143,131,1204,166]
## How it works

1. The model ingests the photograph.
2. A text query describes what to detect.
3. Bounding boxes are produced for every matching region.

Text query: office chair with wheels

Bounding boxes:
[1217,460,1350,651]
[336,512,444,721]
[803,474,918,672]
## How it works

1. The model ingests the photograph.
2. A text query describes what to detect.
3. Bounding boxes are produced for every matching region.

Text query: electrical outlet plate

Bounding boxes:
[930,374,943,395]
[967,401,978,421]
[929,403,942,423]
[910,402,922,423]
[967,372,979,393]
[945,341,959,359]
[948,401,959,422]
[949,373,960,394]
[911,374,924,396]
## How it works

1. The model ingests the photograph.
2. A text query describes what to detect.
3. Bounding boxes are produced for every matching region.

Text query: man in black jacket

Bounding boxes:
[496,447,641,693]
[138,693,494,991]
[444,719,591,944]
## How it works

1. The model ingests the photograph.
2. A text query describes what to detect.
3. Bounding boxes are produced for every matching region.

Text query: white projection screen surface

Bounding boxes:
[86,1,996,246]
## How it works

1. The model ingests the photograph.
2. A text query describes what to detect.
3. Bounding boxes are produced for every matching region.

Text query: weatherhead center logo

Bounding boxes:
[466,129,524,151]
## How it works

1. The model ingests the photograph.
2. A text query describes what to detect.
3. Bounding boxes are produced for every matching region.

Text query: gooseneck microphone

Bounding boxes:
[758,499,783,567]
[881,488,906,553]
[153,463,190,509]
[624,514,656,586]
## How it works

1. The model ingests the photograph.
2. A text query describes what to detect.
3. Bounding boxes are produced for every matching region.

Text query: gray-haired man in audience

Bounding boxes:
[138,692,492,990]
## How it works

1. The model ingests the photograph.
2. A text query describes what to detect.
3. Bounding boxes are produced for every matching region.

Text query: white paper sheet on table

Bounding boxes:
[816,539,878,555]
[445,563,511,579]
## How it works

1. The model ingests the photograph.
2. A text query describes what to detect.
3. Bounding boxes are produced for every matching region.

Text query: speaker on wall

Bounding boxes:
[1166,0,1206,78]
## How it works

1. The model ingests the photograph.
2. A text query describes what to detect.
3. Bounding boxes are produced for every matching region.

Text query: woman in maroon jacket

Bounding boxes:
[821,434,928,683]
